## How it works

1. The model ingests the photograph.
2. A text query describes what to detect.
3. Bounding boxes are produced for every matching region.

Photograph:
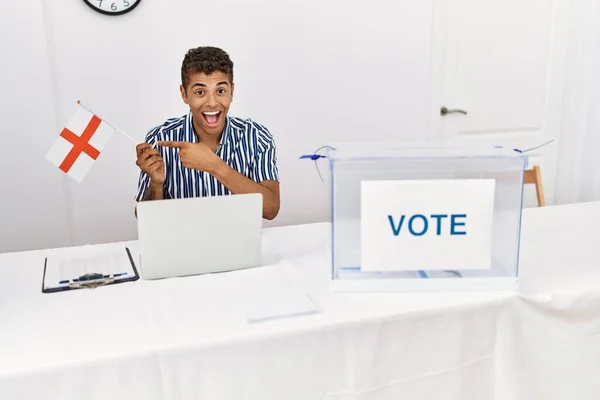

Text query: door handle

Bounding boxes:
[441,107,467,116]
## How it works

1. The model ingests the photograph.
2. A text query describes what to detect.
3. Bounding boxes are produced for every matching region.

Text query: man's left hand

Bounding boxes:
[157,141,222,173]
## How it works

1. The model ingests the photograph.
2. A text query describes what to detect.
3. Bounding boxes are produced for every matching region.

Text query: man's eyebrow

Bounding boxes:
[190,82,229,88]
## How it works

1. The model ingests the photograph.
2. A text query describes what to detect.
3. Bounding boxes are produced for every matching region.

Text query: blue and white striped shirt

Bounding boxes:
[135,113,279,201]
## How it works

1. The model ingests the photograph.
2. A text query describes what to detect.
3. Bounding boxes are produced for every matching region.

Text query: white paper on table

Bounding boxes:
[43,247,136,290]
[232,261,321,323]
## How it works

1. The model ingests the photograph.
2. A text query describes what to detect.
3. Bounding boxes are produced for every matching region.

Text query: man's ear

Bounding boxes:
[231,83,235,101]
[180,85,188,104]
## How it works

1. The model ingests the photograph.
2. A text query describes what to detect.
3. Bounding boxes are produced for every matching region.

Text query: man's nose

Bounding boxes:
[206,92,217,107]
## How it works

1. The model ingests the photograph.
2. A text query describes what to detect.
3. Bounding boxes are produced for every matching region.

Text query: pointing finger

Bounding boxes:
[157,140,186,149]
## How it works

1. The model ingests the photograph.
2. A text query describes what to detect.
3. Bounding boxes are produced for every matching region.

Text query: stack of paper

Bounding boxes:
[233,261,321,323]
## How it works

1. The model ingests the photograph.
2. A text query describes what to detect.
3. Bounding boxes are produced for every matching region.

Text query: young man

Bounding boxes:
[134,46,280,220]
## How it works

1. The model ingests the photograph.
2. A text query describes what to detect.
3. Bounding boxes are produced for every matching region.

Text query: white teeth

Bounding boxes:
[203,111,219,116]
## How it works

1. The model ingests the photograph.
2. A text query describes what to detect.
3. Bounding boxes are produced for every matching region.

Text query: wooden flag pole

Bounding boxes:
[76,100,139,145]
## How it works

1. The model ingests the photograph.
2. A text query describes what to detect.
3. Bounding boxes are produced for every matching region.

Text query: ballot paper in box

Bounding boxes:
[305,142,528,292]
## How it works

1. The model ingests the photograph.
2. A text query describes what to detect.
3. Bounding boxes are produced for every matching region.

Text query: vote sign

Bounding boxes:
[360,179,495,272]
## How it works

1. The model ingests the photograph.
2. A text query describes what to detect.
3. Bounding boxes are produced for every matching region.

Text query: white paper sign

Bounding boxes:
[360,179,495,272]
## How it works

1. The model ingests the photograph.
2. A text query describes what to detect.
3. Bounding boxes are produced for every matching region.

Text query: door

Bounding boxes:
[431,0,572,207]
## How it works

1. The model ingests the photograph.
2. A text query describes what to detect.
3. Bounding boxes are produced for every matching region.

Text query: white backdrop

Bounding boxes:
[0,0,434,252]
[2,0,600,253]
[555,0,600,204]
[0,3,71,252]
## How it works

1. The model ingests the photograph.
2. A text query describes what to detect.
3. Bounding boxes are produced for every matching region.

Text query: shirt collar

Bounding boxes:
[220,116,231,148]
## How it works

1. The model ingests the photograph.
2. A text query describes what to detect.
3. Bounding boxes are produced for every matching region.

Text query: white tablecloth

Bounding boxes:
[496,201,600,400]
[1,202,600,399]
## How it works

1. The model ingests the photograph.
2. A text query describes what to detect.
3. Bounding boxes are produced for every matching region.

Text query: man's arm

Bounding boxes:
[157,140,280,219]
[135,181,166,218]
[140,181,165,201]
[211,162,280,220]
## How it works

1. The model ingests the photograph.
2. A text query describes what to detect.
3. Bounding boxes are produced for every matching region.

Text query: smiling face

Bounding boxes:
[180,71,234,140]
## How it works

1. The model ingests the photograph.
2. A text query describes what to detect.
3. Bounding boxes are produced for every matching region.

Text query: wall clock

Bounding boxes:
[83,0,142,16]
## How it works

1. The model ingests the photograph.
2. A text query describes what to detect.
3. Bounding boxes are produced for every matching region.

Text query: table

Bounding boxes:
[496,201,600,400]
[1,202,600,400]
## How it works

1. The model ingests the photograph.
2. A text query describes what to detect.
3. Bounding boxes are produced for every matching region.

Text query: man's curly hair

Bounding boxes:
[181,46,234,90]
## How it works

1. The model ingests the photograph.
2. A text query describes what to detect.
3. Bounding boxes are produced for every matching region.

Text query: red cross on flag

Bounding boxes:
[45,101,116,182]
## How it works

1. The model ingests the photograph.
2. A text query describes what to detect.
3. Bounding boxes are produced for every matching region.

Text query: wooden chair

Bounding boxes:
[524,165,546,207]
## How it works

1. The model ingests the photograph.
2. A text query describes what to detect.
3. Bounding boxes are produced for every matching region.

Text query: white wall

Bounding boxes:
[5,0,596,253]
[555,0,600,204]
[0,3,71,253]
[0,0,435,252]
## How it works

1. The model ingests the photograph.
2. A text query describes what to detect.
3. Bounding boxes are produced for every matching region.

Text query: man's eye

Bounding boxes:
[218,88,226,94]
[195,91,204,95]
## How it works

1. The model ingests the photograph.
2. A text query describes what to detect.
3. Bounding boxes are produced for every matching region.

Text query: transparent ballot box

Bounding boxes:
[322,143,527,292]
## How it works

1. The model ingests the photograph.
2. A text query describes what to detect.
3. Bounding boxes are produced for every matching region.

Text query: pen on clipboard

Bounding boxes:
[59,272,128,285]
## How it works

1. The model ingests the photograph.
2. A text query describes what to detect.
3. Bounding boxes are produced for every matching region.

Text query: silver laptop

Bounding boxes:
[136,193,263,280]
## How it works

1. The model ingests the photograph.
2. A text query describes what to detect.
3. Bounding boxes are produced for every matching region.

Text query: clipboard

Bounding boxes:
[41,247,140,293]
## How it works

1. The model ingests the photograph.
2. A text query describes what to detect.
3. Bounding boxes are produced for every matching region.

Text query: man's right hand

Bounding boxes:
[136,143,165,185]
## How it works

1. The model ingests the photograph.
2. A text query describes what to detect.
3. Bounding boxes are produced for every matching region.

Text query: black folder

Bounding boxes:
[42,247,139,293]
